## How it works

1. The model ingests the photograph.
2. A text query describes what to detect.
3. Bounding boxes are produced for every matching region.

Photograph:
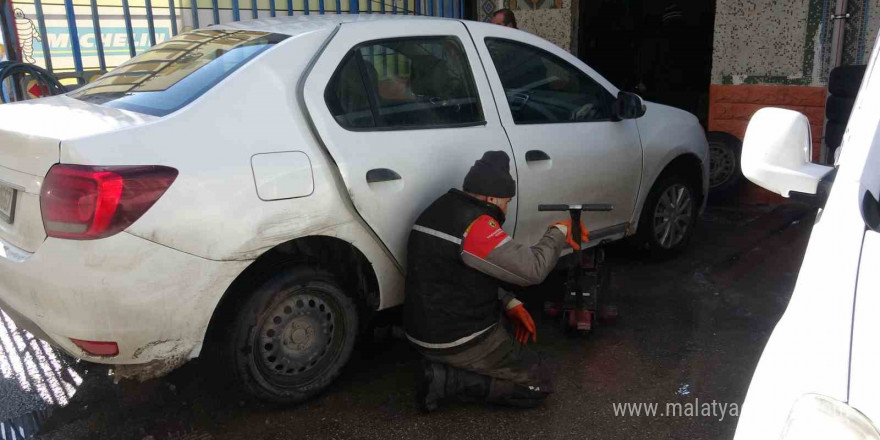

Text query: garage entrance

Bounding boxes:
[577,0,716,125]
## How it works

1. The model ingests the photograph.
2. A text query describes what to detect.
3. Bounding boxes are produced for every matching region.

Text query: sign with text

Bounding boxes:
[11,1,179,72]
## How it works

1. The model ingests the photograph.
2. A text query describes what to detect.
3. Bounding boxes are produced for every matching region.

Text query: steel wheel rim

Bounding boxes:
[653,184,693,249]
[253,288,343,387]
[708,141,736,188]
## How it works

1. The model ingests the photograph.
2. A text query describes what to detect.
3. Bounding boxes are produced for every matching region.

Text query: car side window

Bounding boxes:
[485,38,615,124]
[324,36,484,130]
[325,52,375,128]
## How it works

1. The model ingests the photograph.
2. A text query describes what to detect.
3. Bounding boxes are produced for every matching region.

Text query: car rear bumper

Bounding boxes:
[0,232,249,366]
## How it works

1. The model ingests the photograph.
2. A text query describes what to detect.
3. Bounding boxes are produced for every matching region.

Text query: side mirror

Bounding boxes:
[742,108,834,205]
[613,92,646,120]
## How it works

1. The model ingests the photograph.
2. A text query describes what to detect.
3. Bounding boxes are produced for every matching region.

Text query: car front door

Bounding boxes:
[466,24,643,246]
[303,21,516,267]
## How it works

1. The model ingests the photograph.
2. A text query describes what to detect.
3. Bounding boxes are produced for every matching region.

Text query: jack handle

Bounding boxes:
[538,204,614,253]
[538,204,614,212]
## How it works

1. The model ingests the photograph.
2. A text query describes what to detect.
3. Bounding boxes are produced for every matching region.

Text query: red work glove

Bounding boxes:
[550,220,590,250]
[506,303,537,344]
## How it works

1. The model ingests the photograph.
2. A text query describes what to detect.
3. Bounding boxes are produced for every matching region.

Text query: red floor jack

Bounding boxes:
[539,204,619,335]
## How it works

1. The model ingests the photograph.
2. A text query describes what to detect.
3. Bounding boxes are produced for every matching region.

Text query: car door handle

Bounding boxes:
[366,168,402,183]
[525,150,551,162]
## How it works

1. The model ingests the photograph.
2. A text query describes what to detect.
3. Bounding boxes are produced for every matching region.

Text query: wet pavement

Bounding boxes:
[0,203,815,440]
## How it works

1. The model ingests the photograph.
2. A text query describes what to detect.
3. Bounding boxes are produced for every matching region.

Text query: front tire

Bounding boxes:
[636,174,698,258]
[228,266,358,404]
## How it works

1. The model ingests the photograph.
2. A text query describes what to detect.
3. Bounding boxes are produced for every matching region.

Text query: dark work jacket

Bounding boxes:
[403,189,506,346]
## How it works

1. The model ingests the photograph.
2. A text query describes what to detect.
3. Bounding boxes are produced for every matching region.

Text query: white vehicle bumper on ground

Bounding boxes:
[0,231,249,376]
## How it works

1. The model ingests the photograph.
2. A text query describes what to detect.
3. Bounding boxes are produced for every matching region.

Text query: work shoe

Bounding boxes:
[453,368,492,401]
[415,360,446,413]
[487,379,548,408]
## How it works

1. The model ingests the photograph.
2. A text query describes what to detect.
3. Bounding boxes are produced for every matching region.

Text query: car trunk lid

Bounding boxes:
[0,96,157,253]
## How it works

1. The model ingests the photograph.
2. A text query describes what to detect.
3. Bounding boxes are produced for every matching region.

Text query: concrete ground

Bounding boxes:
[1,203,815,440]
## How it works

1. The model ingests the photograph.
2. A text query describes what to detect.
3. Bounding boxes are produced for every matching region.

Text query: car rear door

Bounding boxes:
[465,23,643,246]
[302,20,516,266]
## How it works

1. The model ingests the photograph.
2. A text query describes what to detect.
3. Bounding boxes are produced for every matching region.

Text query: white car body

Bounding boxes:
[0,16,708,379]
[734,30,880,440]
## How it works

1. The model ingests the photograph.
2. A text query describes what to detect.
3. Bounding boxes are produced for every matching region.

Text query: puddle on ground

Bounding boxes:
[677,383,691,396]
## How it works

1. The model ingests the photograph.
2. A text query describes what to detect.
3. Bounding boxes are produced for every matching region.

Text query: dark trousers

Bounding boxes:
[417,319,554,407]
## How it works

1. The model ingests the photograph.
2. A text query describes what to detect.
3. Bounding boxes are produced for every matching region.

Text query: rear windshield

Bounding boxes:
[69,30,288,117]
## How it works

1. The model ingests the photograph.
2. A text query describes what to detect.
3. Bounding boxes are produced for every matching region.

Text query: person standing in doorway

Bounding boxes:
[491,8,517,28]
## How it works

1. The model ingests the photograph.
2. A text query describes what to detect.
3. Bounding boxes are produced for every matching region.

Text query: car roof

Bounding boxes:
[216,14,460,37]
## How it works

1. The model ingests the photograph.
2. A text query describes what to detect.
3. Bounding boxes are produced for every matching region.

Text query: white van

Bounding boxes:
[733,31,880,440]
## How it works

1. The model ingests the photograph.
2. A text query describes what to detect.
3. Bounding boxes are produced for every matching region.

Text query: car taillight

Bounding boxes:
[40,165,178,240]
[69,338,119,357]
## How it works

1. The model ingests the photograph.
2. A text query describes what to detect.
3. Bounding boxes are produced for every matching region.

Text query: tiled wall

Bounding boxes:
[843,0,880,65]
[515,0,573,52]
[711,0,880,86]
[711,0,820,86]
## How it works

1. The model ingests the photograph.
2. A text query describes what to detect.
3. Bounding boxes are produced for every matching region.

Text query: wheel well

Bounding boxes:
[204,236,381,343]
[655,153,705,202]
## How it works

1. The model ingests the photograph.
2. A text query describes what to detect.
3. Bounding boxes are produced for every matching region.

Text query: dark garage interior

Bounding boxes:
[578,0,717,125]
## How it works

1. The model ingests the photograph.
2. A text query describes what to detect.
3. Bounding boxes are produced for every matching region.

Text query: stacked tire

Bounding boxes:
[826,65,867,161]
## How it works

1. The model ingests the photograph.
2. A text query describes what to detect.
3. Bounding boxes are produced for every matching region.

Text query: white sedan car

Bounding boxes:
[0,15,708,403]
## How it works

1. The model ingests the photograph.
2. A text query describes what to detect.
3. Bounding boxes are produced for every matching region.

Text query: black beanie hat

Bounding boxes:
[462,151,516,198]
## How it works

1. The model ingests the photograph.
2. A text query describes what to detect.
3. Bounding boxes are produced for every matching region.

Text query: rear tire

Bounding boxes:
[227,266,358,404]
[635,174,699,259]
[707,131,742,201]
